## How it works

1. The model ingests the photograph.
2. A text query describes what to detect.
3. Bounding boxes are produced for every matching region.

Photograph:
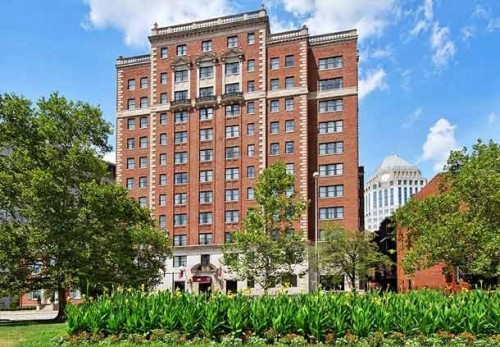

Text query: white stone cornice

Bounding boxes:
[308,86,357,100]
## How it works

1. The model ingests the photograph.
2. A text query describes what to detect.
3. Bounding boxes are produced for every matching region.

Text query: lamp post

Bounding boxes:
[312,171,319,291]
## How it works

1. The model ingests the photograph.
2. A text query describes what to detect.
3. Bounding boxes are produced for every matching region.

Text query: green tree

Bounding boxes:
[222,162,307,292]
[318,225,392,292]
[0,93,171,319]
[394,140,500,280]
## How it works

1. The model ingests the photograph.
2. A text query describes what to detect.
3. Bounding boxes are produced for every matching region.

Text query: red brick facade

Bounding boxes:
[115,8,360,291]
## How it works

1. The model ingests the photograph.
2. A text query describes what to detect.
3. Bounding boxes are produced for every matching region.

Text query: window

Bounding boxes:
[247,166,255,178]
[199,233,213,245]
[225,62,239,75]
[285,141,294,154]
[200,128,213,141]
[126,158,135,169]
[227,36,238,47]
[199,66,214,79]
[159,153,167,165]
[285,55,294,67]
[127,99,135,110]
[226,104,240,117]
[247,101,255,114]
[201,40,212,52]
[174,70,188,83]
[225,146,240,159]
[282,273,297,287]
[319,56,342,70]
[174,90,188,101]
[270,100,279,112]
[285,98,294,111]
[159,174,167,186]
[319,185,344,198]
[247,144,255,157]
[160,72,168,85]
[139,197,147,208]
[199,86,213,97]
[270,143,279,155]
[225,210,239,223]
[319,78,343,91]
[270,57,279,70]
[225,232,233,243]
[200,149,213,162]
[174,152,188,164]
[159,113,167,124]
[225,189,239,202]
[199,170,213,183]
[173,255,187,267]
[177,44,187,56]
[319,207,344,220]
[174,193,187,206]
[199,212,213,225]
[139,176,147,188]
[319,99,343,113]
[199,191,213,203]
[247,80,255,92]
[247,187,255,200]
[319,142,343,155]
[286,163,294,175]
[270,79,279,90]
[319,163,343,176]
[140,117,148,128]
[174,213,187,226]
[127,79,136,90]
[140,77,148,89]
[160,47,168,58]
[159,194,167,206]
[225,83,240,94]
[247,32,255,44]
[200,107,214,121]
[247,59,255,72]
[285,120,294,132]
[127,138,135,149]
[174,111,188,124]
[247,123,255,135]
[140,97,148,109]
[139,156,147,168]
[173,235,187,246]
[319,120,343,134]
[127,118,135,130]
[160,93,168,104]
[270,121,279,134]
[159,133,167,145]
[28,289,42,301]
[225,125,240,138]
[174,172,187,185]
[126,178,134,190]
[285,76,294,89]
[225,168,239,181]
[139,136,148,149]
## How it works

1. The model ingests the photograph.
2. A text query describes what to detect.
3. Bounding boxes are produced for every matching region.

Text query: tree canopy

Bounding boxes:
[0,93,170,318]
[222,162,307,292]
[394,140,500,279]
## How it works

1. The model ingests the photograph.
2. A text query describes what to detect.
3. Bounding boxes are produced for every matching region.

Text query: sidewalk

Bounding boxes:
[0,309,57,322]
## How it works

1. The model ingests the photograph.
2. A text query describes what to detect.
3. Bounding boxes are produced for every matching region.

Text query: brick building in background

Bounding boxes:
[115,6,360,294]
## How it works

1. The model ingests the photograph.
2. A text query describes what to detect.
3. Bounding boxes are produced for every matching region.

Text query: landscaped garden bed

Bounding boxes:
[62,290,500,346]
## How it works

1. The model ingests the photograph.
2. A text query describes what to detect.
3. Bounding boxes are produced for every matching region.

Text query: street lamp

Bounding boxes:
[312,171,319,291]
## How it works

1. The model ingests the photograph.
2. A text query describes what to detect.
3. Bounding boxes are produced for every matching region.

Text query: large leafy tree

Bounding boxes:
[394,140,500,280]
[318,225,392,292]
[0,93,170,319]
[222,162,307,292]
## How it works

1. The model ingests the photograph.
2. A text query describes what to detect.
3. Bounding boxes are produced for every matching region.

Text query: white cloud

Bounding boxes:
[402,108,422,129]
[410,0,434,36]
[82,0,232,46]
[430,23,456,69]
[461,25,475,41]
[400,69,412,92]
[421,118,459,172]
[103,151,116,164]
[487,112,497,125]
[359,68,387,100]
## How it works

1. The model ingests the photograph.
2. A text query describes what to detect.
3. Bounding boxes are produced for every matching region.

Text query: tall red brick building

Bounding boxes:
[115,6,360,293]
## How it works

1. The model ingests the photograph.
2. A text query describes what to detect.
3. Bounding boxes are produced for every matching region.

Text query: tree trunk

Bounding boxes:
[55,286,67,321]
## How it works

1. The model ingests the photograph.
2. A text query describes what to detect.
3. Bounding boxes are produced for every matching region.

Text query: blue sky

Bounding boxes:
[0,0,499,180]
